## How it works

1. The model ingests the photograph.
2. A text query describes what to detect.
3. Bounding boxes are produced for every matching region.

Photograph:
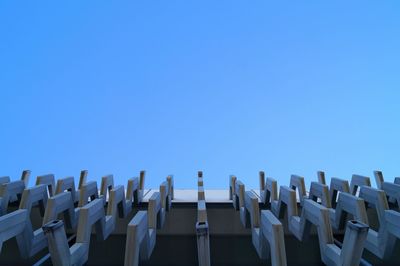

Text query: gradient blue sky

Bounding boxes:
[1,1,400,189]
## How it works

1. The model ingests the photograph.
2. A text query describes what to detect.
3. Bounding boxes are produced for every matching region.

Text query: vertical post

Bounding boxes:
[229,175,236,201]
[42,220,71,266]
[317,171,326,185]
[78,170,88,190]
[21,170,31,187]
[259,171,265,192]
[259,171,265,203]
[340,220,369,266]
[139,171,146,191]
[167,175,174,200]
[373,170,384,189]
[196,221,211,266]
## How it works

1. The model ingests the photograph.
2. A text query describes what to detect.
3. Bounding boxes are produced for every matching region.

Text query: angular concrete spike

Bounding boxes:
[148,192,162,229]
[19,184,48,216]
[290,175,307,205]
[229,175,236,201]
[78,181,99,207]
[317,171,326,185]
[285,196,368,266]
[309,182,331,208]
[272,186,298,219]
[0,180,25,215]
[100,174,114,205]
[42,220,73,266]
[329,177,350,208]
[125,189,169,266]
[244,191,267,259]
[245,191,260,229]
[359,186,400,260]
[99,185,133,241]
[43,191,79,229]
[17,185,49,258]
[55,176,78,204]
[332,192,368,230]
[43,199,106,266]
[350,174,371,195]
[261,210,287,266]
[36,174,56,197]
[76,199,107,244]
[124,211,149,266]
[338,220,369,266]
[0,209,28,253]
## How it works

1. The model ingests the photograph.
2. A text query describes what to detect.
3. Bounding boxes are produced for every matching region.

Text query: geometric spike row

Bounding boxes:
[0,170,179,266]
[235,170,400,265]
[2,169,400,265]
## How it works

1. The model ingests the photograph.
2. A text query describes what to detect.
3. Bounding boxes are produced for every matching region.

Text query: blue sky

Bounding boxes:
[1,1,400,189]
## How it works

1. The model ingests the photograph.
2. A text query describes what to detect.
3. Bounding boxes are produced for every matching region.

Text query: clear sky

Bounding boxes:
[1,1,400,189]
